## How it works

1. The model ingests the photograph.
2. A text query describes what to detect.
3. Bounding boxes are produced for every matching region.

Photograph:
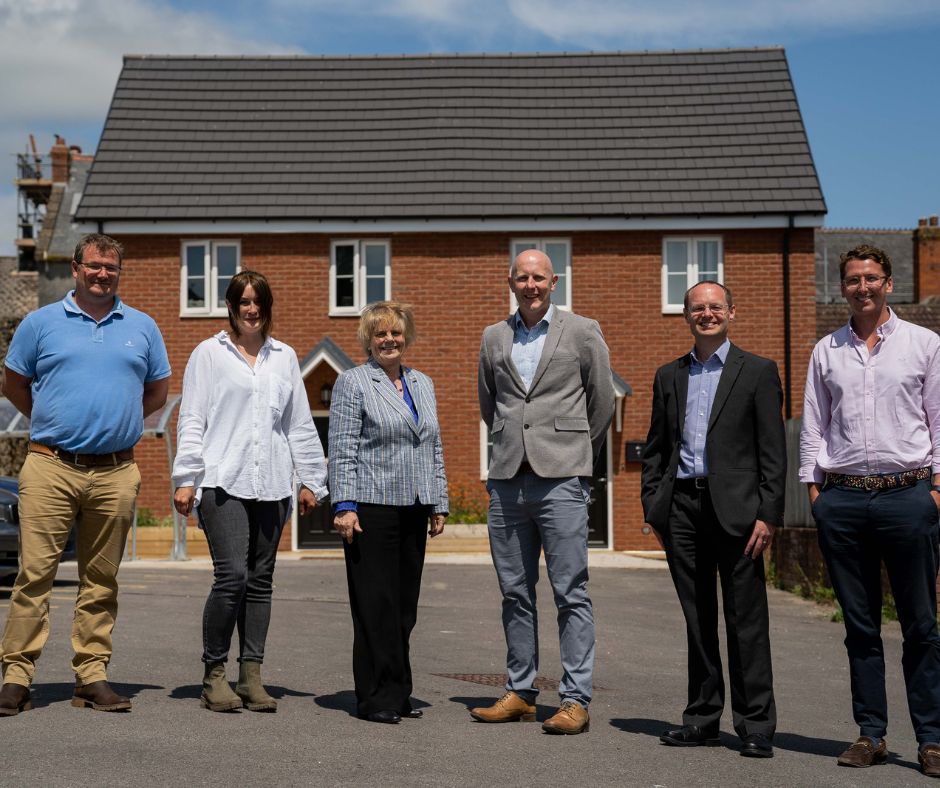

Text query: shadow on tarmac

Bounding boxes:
[27,681,161,709]
[316,690,432,718]
[171,683,316,701]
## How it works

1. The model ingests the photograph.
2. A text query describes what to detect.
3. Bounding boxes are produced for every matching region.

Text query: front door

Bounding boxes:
[295,416,342,547]
[587,437,609,547]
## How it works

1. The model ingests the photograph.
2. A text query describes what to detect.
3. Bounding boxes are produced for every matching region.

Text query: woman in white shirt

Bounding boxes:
[172,271,327,713]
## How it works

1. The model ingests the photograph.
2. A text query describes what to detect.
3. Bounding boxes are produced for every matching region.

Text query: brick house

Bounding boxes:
[73,48,825,551]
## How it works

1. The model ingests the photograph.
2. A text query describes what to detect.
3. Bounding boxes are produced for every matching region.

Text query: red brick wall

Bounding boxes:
[119,227,816,551]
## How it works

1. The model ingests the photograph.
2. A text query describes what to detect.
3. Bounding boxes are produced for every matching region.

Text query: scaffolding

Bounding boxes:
[14,135,51,272]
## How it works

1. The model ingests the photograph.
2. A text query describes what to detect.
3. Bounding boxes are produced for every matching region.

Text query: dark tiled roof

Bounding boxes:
[76,50,825,222]
[815,228,914,303]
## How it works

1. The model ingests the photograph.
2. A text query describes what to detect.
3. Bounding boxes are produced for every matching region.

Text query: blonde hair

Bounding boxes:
[357,301,417,355]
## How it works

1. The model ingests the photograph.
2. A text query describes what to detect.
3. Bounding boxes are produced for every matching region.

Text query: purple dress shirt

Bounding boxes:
[799,309,940,483]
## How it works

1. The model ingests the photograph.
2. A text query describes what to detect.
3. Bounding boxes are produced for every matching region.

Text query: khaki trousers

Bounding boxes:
[1,452,140,687]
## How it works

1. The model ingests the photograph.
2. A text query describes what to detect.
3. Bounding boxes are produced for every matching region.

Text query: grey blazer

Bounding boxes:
[478,309,615,479]
[328,359,448,514]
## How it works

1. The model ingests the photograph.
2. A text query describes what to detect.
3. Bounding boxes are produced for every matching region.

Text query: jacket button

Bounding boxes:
[525,396,530,403]
[524,424,530,429]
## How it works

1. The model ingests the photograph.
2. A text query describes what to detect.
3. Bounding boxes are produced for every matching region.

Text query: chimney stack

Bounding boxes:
[50,135,69,183]
[914,214,940,301]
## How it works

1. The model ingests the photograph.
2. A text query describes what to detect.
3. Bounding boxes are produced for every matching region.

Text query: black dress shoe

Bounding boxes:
[365,709,401,724]
[740,733,774,758]
[401,708,423,719]
[660,724,720,747]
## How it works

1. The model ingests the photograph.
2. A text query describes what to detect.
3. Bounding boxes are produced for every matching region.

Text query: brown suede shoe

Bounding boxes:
[71,680,132,712]
[919,744,940,778]
[542,700,590,735]
[469,691,536,723]
[0,683,32,717]
[837,736,887,767]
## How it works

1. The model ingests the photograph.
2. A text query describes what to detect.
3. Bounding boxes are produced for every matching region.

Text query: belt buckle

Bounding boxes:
[694,477,707,490]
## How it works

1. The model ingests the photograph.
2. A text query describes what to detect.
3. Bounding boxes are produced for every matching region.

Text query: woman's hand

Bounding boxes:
[333,511,362,544]
[429,513,446,538]
[173,486,196,517]
[298,486,318,516]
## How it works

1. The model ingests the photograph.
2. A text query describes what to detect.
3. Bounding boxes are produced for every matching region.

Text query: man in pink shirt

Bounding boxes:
[800,244,940,777]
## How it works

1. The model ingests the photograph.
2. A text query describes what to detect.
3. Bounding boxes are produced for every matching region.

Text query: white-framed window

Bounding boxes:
[510,238,571,312]
[329,239,391,316]
[480,419,493,480]
[662,236,723,314]
[180,240,240,317]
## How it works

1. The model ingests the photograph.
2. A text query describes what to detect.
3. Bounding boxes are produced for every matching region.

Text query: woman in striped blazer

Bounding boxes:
[329,301,448,724]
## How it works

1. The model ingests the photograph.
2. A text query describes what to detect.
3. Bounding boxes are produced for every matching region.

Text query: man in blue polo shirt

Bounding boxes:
[0,233,170,715]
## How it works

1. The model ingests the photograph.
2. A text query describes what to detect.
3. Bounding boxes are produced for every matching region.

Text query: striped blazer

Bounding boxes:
[328,359,448,514]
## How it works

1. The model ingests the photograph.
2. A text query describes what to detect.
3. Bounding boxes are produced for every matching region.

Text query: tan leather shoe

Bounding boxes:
[837,736,887,767]
[469,691,536,723]
[71,680,132,712]
[920,743,940,778]
[0,683,32,717]
[542,700,590,735]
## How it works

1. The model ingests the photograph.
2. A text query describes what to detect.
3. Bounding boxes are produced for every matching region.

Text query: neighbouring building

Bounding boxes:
[72,48,826,551]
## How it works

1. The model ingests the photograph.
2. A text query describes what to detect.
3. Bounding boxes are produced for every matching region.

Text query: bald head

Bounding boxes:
[510,249,554,279]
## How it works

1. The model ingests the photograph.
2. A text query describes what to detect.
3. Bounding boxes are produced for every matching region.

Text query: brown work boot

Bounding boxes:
[71,680,132,712]
[837,736,887,767]
[920,744,940,778]
[200,662,242,712]
[469,691,536,723]
[235,661,277,713]
[542,700,590,734]
[0,683,32,716]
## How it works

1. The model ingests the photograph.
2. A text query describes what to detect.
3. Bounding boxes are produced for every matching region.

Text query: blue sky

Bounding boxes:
[1,0,938,256]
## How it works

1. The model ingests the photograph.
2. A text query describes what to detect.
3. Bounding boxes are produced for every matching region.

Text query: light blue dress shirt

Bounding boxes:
[510,304,555,391]
[677,339,730,479]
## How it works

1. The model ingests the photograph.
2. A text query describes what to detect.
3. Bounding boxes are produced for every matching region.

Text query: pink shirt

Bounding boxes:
[799,310,940,483]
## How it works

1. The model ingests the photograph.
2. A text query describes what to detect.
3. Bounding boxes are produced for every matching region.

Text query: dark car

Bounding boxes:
[0,476,76,579]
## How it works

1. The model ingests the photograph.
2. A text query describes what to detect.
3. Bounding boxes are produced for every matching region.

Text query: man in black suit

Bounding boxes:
[641,280,786,758]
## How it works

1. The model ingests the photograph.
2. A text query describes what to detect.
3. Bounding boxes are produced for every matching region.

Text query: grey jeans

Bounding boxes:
[197,489,290,664]
[486,473,594,707]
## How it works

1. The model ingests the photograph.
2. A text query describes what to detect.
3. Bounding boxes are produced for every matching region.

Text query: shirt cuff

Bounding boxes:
[333,501,357,514]
[798,466,826,484]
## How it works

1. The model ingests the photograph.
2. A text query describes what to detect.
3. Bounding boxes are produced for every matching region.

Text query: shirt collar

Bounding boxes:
[690,338,730,366]
[62,290,124,320]
[848,306,898,343]
[217,330,275,351]
[513,303,555,332]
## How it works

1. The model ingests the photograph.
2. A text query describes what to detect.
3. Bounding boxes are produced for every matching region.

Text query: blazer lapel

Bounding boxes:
[707,345,744,432]
[404,366,426,433]
[675,354,691,436]
[368,360,420,438]
[499,317,527,393]
[528,310,565,393]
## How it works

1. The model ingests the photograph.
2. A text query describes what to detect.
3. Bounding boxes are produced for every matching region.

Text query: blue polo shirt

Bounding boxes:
[4,292,171,454]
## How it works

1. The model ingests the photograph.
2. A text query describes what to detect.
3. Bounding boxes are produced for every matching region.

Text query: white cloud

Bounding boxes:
[504,0,938,48]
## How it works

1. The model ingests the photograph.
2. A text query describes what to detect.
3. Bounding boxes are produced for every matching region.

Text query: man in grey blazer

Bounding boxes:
[472,249,614,735]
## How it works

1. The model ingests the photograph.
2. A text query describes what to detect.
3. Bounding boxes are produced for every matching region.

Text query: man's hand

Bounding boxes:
[333,511,362,544]
[429,513,446,538]
[807,482,821,505]
[744,519,775,559]
[298,486,318,516]
[173,486,196,517]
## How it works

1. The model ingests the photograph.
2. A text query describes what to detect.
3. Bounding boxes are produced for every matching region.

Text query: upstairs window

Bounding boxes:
[662,237,723,313]
[510,238,571,312]
[181,240,240,317]
[330,240,391,316]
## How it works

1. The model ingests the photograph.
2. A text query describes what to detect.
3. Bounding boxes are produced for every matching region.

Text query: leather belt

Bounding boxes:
[674,476,708,493]
[29,442,134,468]
[825,466,930,491]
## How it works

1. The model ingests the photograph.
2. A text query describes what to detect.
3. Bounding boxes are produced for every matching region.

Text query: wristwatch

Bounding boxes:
[932,485,940,495]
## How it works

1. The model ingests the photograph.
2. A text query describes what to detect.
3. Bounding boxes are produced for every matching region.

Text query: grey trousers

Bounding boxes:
[486,473,594,707]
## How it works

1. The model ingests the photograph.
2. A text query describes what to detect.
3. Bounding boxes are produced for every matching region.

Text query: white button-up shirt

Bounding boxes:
[172,331,328,504]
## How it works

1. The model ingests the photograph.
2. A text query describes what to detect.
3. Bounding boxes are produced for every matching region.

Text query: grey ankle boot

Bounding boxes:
[200,662,242,712]
[235,661,277,712]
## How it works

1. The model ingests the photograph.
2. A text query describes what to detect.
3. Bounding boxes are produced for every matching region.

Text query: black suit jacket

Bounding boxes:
[640,343,786,537]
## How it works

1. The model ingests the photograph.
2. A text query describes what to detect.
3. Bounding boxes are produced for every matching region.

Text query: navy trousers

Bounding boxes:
[814,479,940,744]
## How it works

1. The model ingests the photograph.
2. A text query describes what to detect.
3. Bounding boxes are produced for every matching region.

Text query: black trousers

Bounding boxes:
[343,503,429,717]
[664,484,776,738]
[814,479,940,744]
